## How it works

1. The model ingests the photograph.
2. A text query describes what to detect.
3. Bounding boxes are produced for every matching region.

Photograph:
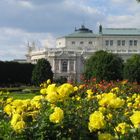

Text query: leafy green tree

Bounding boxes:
[84,50,123,82]
[124,54,140,83]
[32,58,53,86]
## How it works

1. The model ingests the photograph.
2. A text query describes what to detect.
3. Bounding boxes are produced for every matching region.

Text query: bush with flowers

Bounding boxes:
[0,79,140,140]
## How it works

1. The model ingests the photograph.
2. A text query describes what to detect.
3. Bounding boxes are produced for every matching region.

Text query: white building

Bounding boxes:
[26,25,140,82]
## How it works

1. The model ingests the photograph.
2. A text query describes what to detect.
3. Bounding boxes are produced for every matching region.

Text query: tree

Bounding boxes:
[0,61,34,86]
[84,50,123,82]
[32,58,53,86]
[124,54,140,83]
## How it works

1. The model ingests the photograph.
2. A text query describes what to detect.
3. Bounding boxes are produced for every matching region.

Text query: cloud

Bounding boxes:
[111,0,129,4]
[0,27,56,60]
[0,0,104,33]
[104,13,140,28]
[18,0,34,9]
[0,0,140,60]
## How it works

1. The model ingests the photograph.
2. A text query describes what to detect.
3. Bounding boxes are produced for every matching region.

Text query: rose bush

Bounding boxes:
[0,79,140,140]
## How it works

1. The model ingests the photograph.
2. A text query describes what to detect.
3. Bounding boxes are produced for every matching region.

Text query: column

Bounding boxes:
[59,60,61,73]
[74,60,76,73]
[68,60,70,73]
[52,59,55,72]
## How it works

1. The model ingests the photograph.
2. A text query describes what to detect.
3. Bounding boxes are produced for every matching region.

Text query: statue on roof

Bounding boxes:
[27,41,36,53]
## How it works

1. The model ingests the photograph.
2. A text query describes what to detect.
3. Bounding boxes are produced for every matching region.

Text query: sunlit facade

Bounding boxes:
[26,25,140,81]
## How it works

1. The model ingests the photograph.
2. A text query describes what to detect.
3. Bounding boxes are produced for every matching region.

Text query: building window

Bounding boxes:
[128,50,132,52]
[59,42,61,45]
[80,41,84,44]
[133,50,137,52]
[72,41,75,45]
[117,50,121,52]
[105,40,109,46]
[89,41,92,44]
[117,40,121,46]
[61,60,68,72]
[110,40,113,46]
[129,40,133,46]
[122,50,126,52]
[134,40,137,46]
[122,40,125,46]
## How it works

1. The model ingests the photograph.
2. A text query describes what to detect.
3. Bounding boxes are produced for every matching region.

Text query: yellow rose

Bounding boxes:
[12,121,25,133]
[115,122,130,134]
[57,83,74,100]
[74,86,78,92]
[47,79,51,84]
[4,104,13,116]
[45,92,59,103]
[88,111,106,132]
[98,133,114,140]
[11,113,22,127]
[49,107,64,123]
[130,111,140,128]
[40,88,47,95]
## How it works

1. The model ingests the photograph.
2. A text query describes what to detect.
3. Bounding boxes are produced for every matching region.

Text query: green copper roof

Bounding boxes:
[64,25,97,38]
[102,28,140,35]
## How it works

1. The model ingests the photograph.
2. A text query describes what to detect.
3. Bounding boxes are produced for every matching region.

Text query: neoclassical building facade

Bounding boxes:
[26,25,140,81]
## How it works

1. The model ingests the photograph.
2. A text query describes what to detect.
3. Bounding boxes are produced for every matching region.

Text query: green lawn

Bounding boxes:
[0,92,40,100]
[7,92,39,99]
[0,87,40,100]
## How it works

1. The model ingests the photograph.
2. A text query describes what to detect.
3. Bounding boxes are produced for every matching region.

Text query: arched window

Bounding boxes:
[61,60,68,72]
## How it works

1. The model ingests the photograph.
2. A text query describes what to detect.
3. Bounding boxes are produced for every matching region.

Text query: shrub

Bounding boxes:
[1,80,140,139]
[84,51,123,82]
[124,54,140,83]
[32,58,53,86]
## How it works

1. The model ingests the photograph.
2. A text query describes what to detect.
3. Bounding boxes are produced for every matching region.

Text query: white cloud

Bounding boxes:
[0,27,56,60]
[40,34,56,48]
[104,14,140,28]
[3,0,34,9]
[101,0,140,28]
[64,0,101,15]
[18,1,34,9]
[111,0,130,4]
[0,0,140,60]
[110,0,140,12]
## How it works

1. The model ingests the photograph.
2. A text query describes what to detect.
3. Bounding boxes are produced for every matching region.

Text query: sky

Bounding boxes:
[0,0,140,60]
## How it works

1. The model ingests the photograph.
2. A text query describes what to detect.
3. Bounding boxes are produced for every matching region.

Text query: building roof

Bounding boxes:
[102,28,140,36]
[58,25,140,39]
[12,59,27,63]
[64,25,97,38]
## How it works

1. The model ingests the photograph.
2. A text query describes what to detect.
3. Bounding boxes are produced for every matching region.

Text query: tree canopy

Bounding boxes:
[84,50,123,82]
[124,54,140,83]
[32,58,53,86]
[0,61,34,86]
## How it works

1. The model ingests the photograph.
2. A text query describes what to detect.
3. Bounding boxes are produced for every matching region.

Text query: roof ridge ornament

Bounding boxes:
[75,25,93,33]
[99,24,102,34]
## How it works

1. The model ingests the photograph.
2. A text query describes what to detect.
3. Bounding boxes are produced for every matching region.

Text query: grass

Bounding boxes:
[7,92,39,99]
[1,92,40,100]
[0,86,40,100]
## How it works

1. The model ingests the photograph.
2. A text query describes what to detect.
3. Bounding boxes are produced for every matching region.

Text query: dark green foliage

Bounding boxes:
[84,50,123,82]
[54,77,67,84]
[0,61,34,86]
[124,54,140,83]
[32,58,53,86]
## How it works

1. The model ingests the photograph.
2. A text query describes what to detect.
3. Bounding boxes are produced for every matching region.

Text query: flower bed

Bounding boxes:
[0,79,140,140]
